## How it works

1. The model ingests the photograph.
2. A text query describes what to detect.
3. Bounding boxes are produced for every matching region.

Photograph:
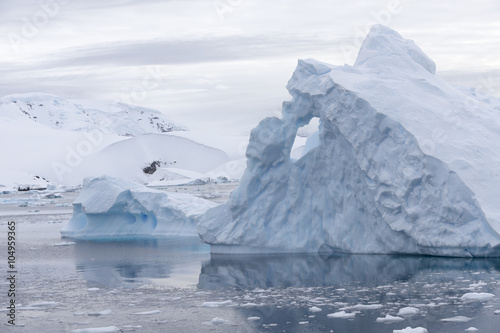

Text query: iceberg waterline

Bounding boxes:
[197,25,500,256]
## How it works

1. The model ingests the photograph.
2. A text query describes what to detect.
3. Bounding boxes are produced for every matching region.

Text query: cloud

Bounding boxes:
[1,0,499,133]
[440,70,500,97]
[34,34,343,69]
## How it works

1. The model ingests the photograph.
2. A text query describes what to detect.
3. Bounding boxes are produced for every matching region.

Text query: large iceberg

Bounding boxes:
[61,176,216,239]
[198,25,500,257]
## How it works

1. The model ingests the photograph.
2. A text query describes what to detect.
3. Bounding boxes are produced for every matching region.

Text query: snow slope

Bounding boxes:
[63,133,230,186]
[0,92,186,136]
[0,93,237,187]
[197,25,500,257]
[0,116,126,189]
[61,176,216,239]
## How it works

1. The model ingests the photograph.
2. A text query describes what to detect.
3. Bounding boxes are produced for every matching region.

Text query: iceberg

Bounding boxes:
[61,176,216,239]
[198,25,500,257]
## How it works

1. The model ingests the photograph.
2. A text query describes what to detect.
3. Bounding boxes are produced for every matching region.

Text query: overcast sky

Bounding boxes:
[1,0,499,133]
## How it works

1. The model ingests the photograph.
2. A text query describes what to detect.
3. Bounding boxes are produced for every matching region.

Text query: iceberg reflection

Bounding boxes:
[198,254,500,332]
[73,237,209,287]
[198,253,500,290]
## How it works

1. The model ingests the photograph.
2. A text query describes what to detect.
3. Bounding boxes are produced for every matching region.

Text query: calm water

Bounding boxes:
[2,215,500,332]
[73,239,500,332]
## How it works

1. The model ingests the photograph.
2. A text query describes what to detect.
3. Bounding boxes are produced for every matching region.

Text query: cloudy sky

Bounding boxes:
[1,0,499,133]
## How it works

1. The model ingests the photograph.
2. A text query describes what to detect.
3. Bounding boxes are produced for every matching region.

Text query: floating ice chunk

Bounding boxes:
[56,203,73,207]
[465,328,479,332]
[420,302,447,308]
[327,311,357,319]
[28,301,59,307]
[53,241,76,246]
[247,316,260,321]
[71,326,120,333]
[460,292,495,301]
[201,300,233,307]
[309,306,322,313]
[239,302,260,307]
[131,310,161,315]
[397,307,420,316]
[376,315,404,323]
[61,176,216,239]
[440,316,472,322]
[340,304,383,311]
[299,321,309,324]
[468,281,487,289]
[87,287,100,291]
[495,309,500,315]
[393,327,428,333]
[87,309,112,317]
[210,317,228,325]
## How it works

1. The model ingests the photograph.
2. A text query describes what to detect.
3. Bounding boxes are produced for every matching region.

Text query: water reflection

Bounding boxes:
[71,240,500,332]
[72,237,209,287]
[199,254,500,333]
[198,253,500,290]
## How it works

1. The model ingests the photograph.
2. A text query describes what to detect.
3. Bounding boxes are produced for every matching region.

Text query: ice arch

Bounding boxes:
[197,25,500,257]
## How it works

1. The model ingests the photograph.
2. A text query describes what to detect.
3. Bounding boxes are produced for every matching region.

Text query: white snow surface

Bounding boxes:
[0,94,230,188]
[0,117,229,187]
[60,176,216,239]
[197,25,500,257]
[66,133,230,185]
[0,94,245,188]
[0,92,186,135]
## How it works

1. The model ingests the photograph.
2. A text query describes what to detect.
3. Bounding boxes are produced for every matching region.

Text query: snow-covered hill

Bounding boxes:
[0,93,187,136]
[66,134,230,186]
[0,93,243,189]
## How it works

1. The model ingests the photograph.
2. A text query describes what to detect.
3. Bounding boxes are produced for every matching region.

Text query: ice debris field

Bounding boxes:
[3,247,500,332]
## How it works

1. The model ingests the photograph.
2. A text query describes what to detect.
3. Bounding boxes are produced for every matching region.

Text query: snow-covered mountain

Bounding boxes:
[0,93,187,136]
[197,25,500,257]
[0,93,245,189]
